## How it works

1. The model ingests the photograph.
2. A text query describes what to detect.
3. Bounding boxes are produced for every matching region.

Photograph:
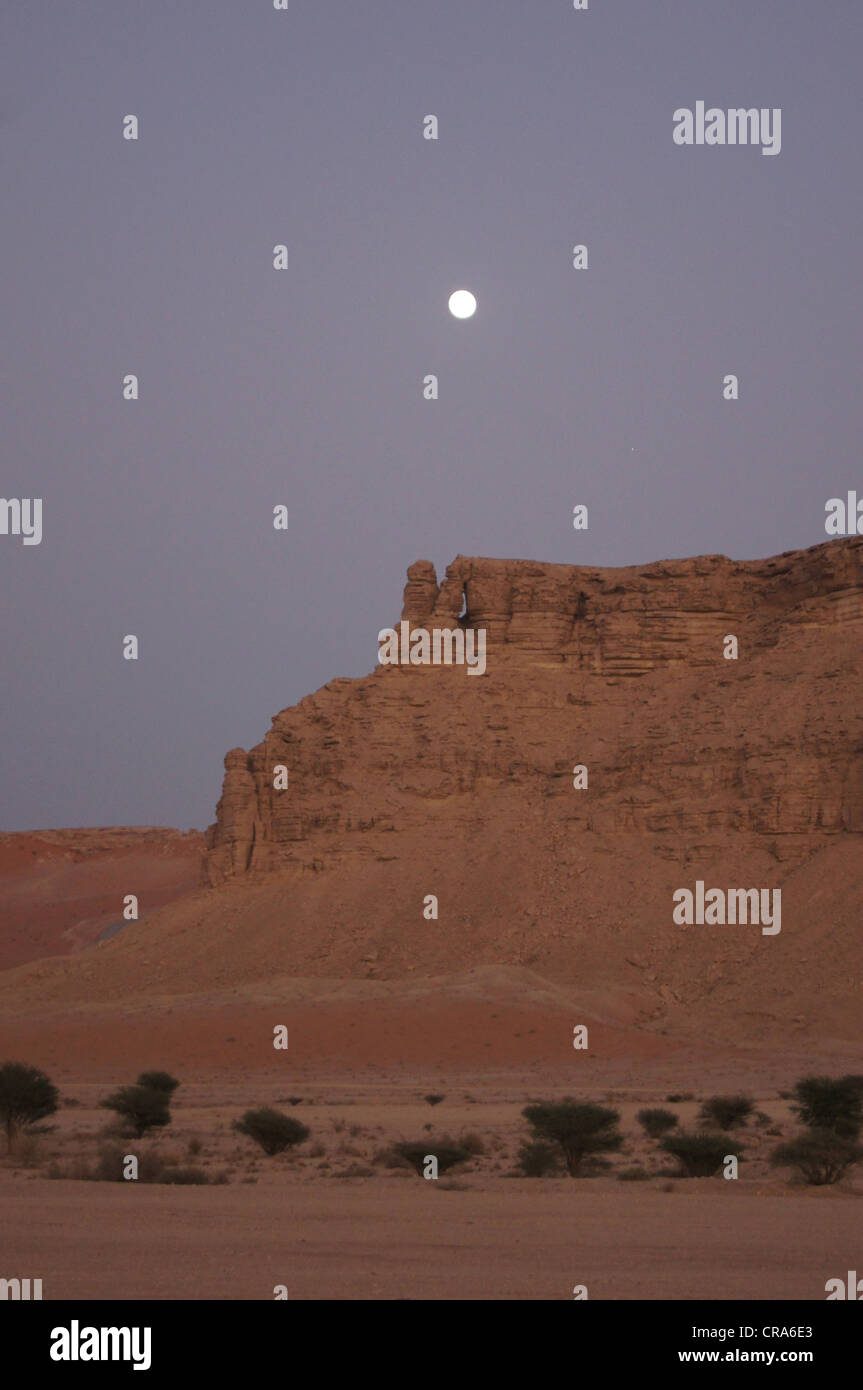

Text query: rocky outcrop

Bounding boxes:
[204,538,863,887]
[405,541,863,671]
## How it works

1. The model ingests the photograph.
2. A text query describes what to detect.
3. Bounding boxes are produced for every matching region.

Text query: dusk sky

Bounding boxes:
[2,0,861,831]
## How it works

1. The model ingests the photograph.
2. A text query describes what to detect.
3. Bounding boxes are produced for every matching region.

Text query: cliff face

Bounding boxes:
[205,538,863,887]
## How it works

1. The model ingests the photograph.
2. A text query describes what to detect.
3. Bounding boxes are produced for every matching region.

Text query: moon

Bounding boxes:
[448,289,477,320]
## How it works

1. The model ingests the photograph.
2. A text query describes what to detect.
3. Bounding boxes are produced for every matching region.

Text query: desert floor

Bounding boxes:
[2,1019,861,1300]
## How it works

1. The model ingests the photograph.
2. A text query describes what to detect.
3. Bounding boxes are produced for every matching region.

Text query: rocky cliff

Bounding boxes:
[205,538,863,886]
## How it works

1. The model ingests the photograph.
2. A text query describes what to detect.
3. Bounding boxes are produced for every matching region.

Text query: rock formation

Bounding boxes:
[205,538,863,886]
[3,540,862,1046]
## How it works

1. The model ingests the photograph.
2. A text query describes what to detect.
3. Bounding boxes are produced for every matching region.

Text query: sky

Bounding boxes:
[2,0,861,831]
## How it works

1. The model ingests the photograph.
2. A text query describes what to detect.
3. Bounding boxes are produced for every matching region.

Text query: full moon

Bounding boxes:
[448,289,477,320]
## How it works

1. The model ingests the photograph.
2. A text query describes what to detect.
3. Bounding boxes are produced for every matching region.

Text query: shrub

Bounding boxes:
[136,1072,180,1096]
[637,1108,679,1138]
[393,1142,470,1176]
[522,1101,622,1177]
[457,1131,486,1157]
[660,1131,739,1178]
[101,1085,171,1137]
[187,1137,203,1157]
[424,1094,445,1107]
[665,1093,694,1104]
[0,1062,59,1146]
[698,1095,754,1131]
[617,1166,650,1181]
[516,1139,562,1177]
[770,1131,863,1186]
[790,1076,863,1140]
[233,1108,309,1156]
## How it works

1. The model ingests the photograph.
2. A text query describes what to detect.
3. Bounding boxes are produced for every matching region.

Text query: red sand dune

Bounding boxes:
[0,827,203,970]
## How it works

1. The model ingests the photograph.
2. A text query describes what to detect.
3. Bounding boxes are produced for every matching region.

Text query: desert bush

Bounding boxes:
[233,1107,309,1156]
[770,1131,863,1186]
[665,1093,694,1104]
[101,1085,171,1137]
[187,1137,203,1157]
[660,1131,739,1178]
[637,1108,679,1138]
[457,1131,486,1157]
[697,1095,754,1131]
[136,1072,180,1096]
[790,1076,863,1140]
[522,1101,622,1177]
[424,1094,445,1107]
[393,1142,470,1176]
[617,1166,650,1181]
[0,1062,59,1146]
[48,1144,215,1185]
[516,1139,562,1177]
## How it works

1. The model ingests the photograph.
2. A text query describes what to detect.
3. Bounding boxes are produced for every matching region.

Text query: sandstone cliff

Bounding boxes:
[205,538,863,886]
